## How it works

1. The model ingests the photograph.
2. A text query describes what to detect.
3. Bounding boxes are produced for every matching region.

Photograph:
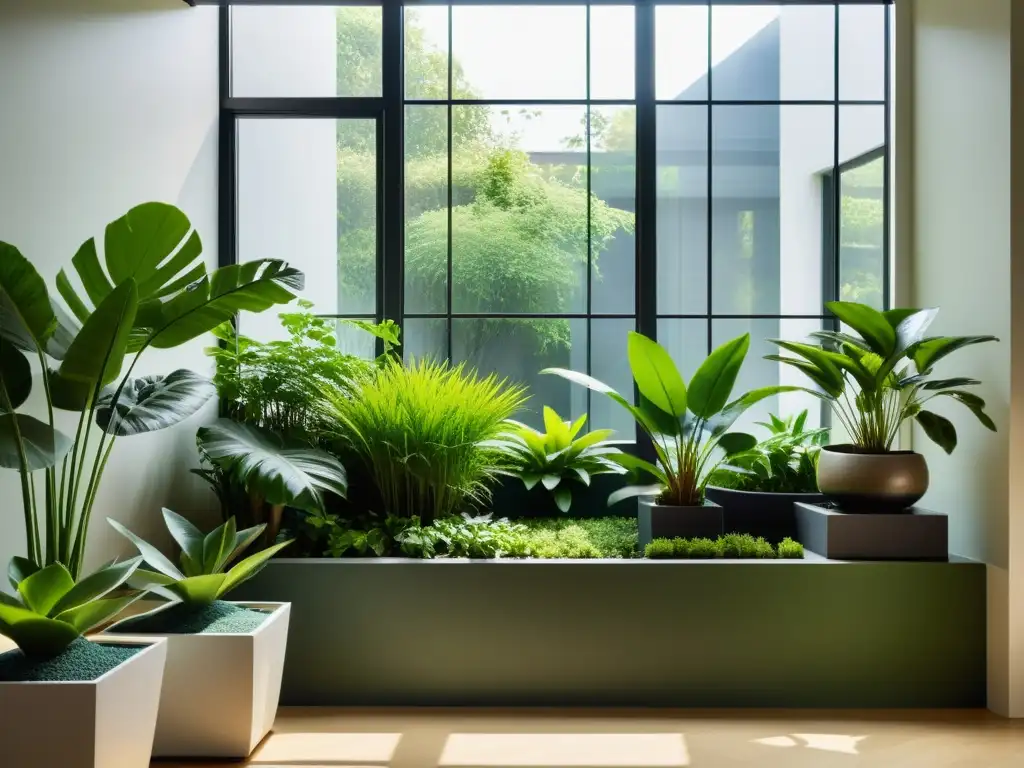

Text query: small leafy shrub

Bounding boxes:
[644,538,676,559]
[498,407,625,512]
[323,358,528,523]
[519,517,638,558]
[110,509,291,606]
[777,537,805,559]
[719,533,775,559]
[427,515,531,559]
[671,537,690,557]
[686,537,722,559]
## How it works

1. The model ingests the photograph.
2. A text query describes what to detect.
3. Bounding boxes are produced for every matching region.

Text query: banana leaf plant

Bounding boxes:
[195,418,348,543]
[0,556,142,659]
[0,202,303,578]
[109,509,289,607]
[543,332,798,506]
[767,301,998,453]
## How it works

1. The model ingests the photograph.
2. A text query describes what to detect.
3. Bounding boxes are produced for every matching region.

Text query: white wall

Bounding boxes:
[0,0,220,575]
[905,0,1024,716]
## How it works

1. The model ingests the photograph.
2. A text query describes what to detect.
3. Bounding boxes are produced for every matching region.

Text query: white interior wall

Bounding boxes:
[0,0,220,577]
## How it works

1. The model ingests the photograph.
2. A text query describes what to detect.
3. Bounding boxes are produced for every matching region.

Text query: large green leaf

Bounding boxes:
[627,332,688,418]
[8,557,38,592]
[197,419,348,514]
[764,355,844,399]
[826,301,896,356]
[0,414,73,470]
[95,369,215,436]
[0,605,80,658]
[916,410,958,454]
[893,308,938,356]
[607,483,663,507]
[202,517,235,574]
[0,242,56,353]
[107,518,185,581]
[49,557,142,617]
[224,524,267,568]
[540,367,621,397]
[168,573,228,606]
[706,386,803,437]
[716,432,758,456]
[910,336,999,374]
[54,593,141,634]
[161,508,205,566]
[939,390,997,432]
[219,539,292,598]
[688,334,749,418]
[17,563,75,616]
[59,279,138,387]
[146,260,303,349]
[0,338,31,412]
[48,367,96,411]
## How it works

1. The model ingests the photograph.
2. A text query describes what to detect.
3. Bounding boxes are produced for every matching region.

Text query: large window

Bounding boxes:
[223,0,893,436]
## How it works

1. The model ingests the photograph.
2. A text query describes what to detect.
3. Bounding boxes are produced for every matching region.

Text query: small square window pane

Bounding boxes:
[840,4,885,102]
[711,105,832,316]
[335,319,381,361]
[451,6,586,100]
[403,317,448,363]
[591,6,635,100]
[657,319,708,383]
[405,6,449,100]
[778,5,835,101]
[590,319,636,435]
[405,105,449,315]
[231,6,381,97]
[657,105,708,315]
[591,106,637,315]
[656,5,709,101]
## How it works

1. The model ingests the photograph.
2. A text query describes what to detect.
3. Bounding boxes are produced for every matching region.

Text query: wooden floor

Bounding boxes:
[156,707,1024,768]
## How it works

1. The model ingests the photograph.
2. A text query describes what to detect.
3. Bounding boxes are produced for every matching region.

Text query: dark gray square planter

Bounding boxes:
[705,486,824,543]
[795,502,948,561]
[638,498,723,547]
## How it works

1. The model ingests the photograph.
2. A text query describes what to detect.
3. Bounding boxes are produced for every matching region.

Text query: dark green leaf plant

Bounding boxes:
[0,556,142,658]
[0,203,301,578]
[109,509,290,606]
[543,332,797,507]
[767,301,998,454]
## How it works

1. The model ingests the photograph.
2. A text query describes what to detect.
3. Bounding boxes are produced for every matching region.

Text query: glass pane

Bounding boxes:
[591,106,637,315]
[238,118,377,340]
[839,106,884,309]
[451,6,586,100]
[405,105,449,314]
[335,319,380,360]
[403,317,448,363]
[452,318,589,430]
[778,5,835,101]
[657,319,707,383]
[450,105,589,315]
[231,5,382,98]
[591,6,635,100]
[713,318,825,435]
[655,5,709,101]
[709,6,780,102]
[711,105,832,316]
[589,319,636,435]
[840,4,885,102]
[657,105,708,315]
[405,5,449,100]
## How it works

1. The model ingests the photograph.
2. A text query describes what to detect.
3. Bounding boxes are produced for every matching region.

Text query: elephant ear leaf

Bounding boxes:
[95,369,215,436]
[0,242,56,354]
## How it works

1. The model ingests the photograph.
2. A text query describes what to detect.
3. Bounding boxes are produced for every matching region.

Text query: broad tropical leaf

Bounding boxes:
[0,414,73,470]
[0,338,31,412]
[59,278,138,387]
[541,367,621,396]
[54,593,142,634]
[49,557,143,616]
[688,334,749,418]
[0,242,56,353]
[219,539,292,596]
[626,332,688,417]
[826,301,896,356]
[167,574,227,605]
[911,336,999,374]
[706,386,802,437]
[716,431,757,456]
[107,519,184,581]
[8,557,38,592]
[0,606,79,659]
[161,508,205,565]
[916,410,958,454]
[939,390,997,431]
[607,483,663,507]
[17,563,75,616]
[95,369,215,436]
[197,419,347,514]
[48,367,96,411]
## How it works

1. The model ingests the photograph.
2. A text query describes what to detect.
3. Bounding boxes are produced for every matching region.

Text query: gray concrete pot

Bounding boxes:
[637,498,723,547]
[817,444,929,512]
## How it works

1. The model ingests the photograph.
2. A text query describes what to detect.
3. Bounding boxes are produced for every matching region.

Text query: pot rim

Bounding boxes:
[638,497,722,511]
[822,444,922,457]
[705,485,823,498]
[103,601,289,639]
[0,636,166,687]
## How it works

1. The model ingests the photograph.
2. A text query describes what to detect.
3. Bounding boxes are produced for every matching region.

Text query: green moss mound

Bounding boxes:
[0,638,140,682]
[110,601,269,635]
[644,534,806,560]
[519,517,639,558]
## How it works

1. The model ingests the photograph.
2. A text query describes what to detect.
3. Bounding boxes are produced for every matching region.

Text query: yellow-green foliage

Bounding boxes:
[777,537,805,559]
[644,534,804,560]
[519,517,638,558]
[644,538,675,559]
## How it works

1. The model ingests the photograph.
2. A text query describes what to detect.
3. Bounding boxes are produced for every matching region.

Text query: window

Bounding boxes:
[223,0,893,437]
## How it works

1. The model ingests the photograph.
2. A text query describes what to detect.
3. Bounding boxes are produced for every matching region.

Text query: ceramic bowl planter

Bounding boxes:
[637,498,723,547]
[104,601,290,759]
[0,637,167,768]
[817,444,929,513]
[705,486,824,542]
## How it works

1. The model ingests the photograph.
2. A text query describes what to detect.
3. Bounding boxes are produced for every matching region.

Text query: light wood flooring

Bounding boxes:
[156,707,1024,768]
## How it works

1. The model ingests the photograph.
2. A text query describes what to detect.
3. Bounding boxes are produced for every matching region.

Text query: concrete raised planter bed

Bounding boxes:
[103,601,289,759]
[705,486,824,542]
[0,637,167,768]
[232,557,984,708]
[637,499,723,546]
[795,502,949,560]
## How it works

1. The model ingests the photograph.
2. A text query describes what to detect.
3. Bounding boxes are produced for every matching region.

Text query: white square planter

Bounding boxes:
[104,601,290,758]
[0,637,167,768]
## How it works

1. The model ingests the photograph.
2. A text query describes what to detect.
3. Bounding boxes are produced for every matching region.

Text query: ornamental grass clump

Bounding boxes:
[323,358,527,523]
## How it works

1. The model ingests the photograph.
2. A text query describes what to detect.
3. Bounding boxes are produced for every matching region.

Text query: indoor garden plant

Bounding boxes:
[0,557,167,768]
[0,202,302,578]
[768,301,998,510]
[105,510,291,759]
[544,331,794,546]
[705,410,827,541]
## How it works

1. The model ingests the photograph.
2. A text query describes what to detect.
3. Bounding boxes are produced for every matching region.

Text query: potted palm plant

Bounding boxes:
[103,510,291,759]
[705,410,827,541]
[768,301,998,511]
[0,557,167,768]
[0,202,302,579]
[544,332,794,546]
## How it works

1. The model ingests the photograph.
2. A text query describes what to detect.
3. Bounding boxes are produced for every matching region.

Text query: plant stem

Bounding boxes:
[0,377,40,565]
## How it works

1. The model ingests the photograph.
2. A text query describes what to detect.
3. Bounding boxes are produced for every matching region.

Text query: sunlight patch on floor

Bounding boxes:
[251,732,403,764]
[752,733,867,755]
[439,733,690,767]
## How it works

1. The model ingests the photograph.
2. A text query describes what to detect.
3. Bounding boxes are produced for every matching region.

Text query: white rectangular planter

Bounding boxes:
[104,601,290,759]
[0,637,167,768]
